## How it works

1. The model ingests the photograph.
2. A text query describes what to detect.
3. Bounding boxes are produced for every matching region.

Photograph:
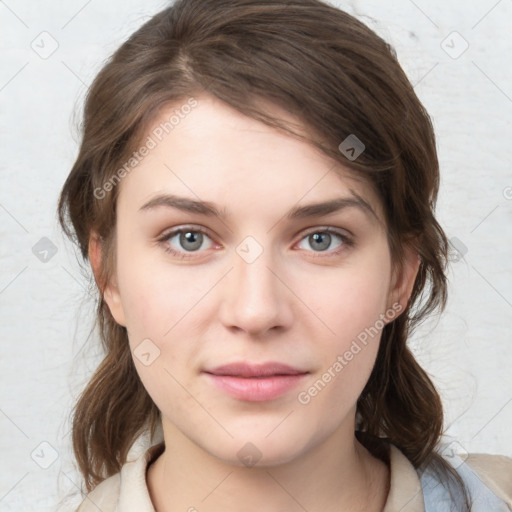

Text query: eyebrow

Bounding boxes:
[139,192,378,223]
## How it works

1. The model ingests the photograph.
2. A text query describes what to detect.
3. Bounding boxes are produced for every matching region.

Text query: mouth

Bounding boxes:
[202,362,309,402]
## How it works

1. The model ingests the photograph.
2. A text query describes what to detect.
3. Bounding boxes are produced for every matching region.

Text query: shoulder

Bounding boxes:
[77,474,121,512]
[420,449,512,512]
[464,452,512,509]
[76,441,165,512]
[384,441,512,512]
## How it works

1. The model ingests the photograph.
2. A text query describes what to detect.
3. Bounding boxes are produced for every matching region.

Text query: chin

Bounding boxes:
[200,426,312,469]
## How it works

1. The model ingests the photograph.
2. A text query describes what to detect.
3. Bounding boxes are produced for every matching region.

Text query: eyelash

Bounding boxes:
[157,225,354,260]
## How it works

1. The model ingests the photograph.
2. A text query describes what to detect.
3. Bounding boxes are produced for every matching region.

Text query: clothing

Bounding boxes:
[76,425,512,511]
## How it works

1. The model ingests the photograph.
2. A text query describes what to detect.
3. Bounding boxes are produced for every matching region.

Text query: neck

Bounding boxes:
[147,418,390,512]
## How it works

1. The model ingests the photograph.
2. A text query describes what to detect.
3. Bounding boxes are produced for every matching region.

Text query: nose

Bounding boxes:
[217,244,294,336]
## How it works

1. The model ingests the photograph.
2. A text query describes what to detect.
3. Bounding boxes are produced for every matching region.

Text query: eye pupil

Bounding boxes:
[180,231,203,251]
[310,232,331,251]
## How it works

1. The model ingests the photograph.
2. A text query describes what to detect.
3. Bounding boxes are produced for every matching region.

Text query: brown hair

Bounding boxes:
[58,0,471,508]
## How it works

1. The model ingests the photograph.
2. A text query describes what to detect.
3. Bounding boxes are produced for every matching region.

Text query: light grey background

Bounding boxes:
[1,0,511,510]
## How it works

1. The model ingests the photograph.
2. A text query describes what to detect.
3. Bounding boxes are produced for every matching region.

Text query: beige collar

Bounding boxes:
[113,440,426,512]
[383,444,425,512]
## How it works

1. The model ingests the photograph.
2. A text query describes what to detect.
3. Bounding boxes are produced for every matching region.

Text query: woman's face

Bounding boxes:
[101,94,414,466]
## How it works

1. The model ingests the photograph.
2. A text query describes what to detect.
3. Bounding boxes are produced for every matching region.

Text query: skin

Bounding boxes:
[90,93,420,512]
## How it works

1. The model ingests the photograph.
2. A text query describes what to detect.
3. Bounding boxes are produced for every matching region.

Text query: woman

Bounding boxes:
[58,0,512,510]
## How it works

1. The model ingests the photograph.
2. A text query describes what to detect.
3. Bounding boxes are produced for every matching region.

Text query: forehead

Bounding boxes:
[116,94,385,226]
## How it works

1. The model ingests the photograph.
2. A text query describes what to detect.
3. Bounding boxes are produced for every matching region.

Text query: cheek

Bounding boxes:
[308,263,391,344]
[297,340,378,432]
[117,260,199,413]
[116,246,200,343]
[115,249,209,397]
[297,293,384,421]
[295,256,391,404]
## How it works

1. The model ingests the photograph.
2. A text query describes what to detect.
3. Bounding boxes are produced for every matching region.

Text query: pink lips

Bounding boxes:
[202,362,308,402]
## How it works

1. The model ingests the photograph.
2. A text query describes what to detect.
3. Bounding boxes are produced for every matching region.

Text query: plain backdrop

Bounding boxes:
[1,0,511,510]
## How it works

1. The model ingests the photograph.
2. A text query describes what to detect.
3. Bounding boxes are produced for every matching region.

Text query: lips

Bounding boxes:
[204,362,307,378]
[202,362,309,402]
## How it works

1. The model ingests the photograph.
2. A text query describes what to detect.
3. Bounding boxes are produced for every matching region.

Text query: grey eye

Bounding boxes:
[297,231,344,252]
[176,231,204,251]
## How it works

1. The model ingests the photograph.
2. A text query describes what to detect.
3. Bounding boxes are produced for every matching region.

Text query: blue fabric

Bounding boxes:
[419,453,509,512]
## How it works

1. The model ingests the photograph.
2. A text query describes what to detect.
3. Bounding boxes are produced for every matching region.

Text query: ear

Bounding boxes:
[387,245,421,314]
[88,232,127,327]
